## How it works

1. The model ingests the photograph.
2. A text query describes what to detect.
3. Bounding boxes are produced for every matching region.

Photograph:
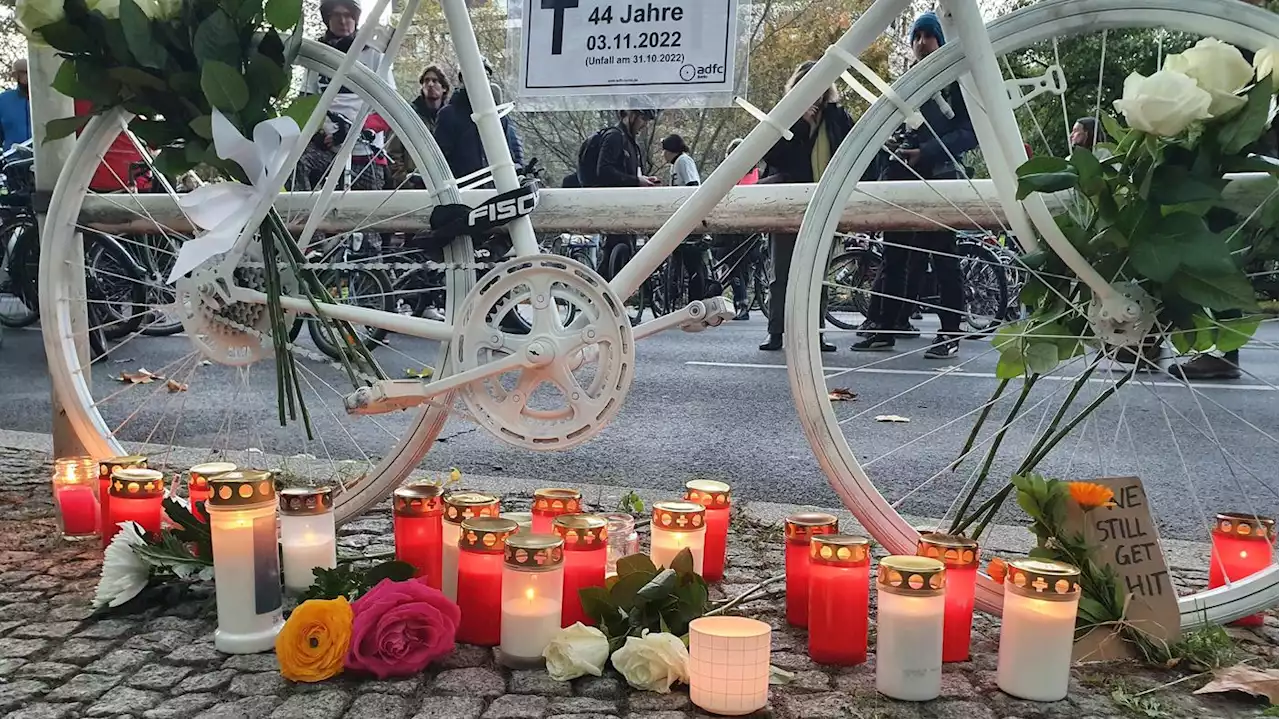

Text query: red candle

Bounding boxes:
[394,484,444,589]
[456,517,518,646]
[784,513,838,627]
[52,457,100,539]
[98,455,147,545]
[917,532,980,662]
[808,534,870,665]
[532,488,582,535]
[553,514,608,627]
[106,468,166,543]
[685,480,731,582]
[1209,513,1275,627]
[188,462,236,522]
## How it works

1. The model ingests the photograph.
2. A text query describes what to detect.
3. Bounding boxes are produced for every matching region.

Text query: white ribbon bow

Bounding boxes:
[167,110,301,283]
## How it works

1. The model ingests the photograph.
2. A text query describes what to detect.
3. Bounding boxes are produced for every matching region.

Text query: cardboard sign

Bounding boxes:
[1065,477,1179,661]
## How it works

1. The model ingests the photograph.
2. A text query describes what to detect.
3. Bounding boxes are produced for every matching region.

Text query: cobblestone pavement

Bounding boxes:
[0,446,1276,719]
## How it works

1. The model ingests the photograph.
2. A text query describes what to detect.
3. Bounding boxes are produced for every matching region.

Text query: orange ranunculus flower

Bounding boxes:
[276,597,354,683]
[987,557,1008,584]
[1068,481,1116,510]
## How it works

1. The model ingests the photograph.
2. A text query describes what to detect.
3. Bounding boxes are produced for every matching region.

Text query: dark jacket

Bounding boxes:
[386,95,446,187]
[761,102,855,183]
[884,79,976,180]
[594,123,645,187]
[435,87,525,180]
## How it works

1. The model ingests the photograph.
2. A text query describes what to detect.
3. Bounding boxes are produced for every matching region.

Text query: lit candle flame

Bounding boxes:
[525,587,536,602]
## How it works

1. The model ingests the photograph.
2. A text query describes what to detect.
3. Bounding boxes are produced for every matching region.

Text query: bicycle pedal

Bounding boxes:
[343,380,429,415]
[680,296,734,332]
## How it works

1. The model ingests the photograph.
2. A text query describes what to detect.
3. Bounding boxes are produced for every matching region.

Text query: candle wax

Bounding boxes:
[702,506,729,582]
[808,562,869,665]
[457,552,503,646]
[395,514,443,589]
[210,506,284,654]
[997,591,1077,701]
[501,594,561,660]
[875,592,944,701]
[106,496,163,544]
[650,529,704,575]
[281,536,337,594]
[57,485,99,536]
[562,548,606,627]
[785,541,812,627]
[942,564,977,662]
[532,513,554,535]
[442,522,462,602]
[1210,533,1272,626]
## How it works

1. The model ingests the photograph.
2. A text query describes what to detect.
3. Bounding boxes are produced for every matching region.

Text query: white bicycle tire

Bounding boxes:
[784,0,1279,628]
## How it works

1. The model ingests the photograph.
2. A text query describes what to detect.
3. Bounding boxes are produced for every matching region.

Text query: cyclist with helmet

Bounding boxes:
[588,109,660,280]
[296,0,395,192]
[434,57,525,183]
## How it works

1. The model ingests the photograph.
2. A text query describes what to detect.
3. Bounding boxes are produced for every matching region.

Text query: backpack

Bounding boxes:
[576,126,619,187]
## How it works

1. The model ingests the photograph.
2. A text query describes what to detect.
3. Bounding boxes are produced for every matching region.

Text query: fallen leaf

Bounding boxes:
[828,388,857,401]
[111,357,136,364]
[198,360,213,366]
[165,379,188,393]
[1194,665,1279,704]
[118,368,163,384]
[405,366,434,379]
[768,666,795,685]
[875,414,911,423]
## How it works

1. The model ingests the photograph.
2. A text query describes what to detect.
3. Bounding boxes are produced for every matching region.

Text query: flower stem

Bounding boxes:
[950,378,1010,472]
[704,573,785,617]
[947,375,1038,535]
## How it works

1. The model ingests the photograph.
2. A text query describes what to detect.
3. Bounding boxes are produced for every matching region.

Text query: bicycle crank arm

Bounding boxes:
[344,351,528,415]
[633,297,735,341]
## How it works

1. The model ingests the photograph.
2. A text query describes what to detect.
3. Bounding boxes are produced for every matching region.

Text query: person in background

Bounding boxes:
[585,109,660,280]
[852,12,974,359]
[662,133,712,301]
[719,137,760,320]
[1069,117,1103,151]
[0,59,31,151]
[386,63,450,188]
[434,57,524,182]
[758,61,854,353]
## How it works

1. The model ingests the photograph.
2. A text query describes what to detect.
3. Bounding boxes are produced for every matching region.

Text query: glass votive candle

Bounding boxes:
[106,468,166,543]
[1209,513,1275,627]
[456,516,518,647]
[442,491,501,602]
[501,512,534,533]
[553,514,608,627]
[499,533,565,667]
[685,480,731,582]
[188,462,237,522]
[98,455,147,545]
[53,456,100,540]
[532,488,582,534]
[279,486,336,595]
[650,501,706,574]
[784,512,838,627]
[917,532,980,662]
[875,555,946,701]
[808,534,871,665]
[394,484,444,588]
[689,616,771,716]
[208,470,283,654]
[604,513,639,576]
[997,559,1081,701]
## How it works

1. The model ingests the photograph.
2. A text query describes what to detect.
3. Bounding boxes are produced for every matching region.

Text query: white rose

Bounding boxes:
[543,623,610,682]
[610,632,690,693]
[15,0,65,34]
[93,522,151,609]
[1164,38,1254,116]
[1254,45,1278,91]
[86,0,120,18]
[1112,70,1213,137]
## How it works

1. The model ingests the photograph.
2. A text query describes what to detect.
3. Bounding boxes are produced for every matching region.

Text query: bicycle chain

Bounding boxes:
[238,259,499,273]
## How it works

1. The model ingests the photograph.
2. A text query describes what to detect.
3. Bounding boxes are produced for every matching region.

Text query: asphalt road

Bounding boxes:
[2,314,1275,542]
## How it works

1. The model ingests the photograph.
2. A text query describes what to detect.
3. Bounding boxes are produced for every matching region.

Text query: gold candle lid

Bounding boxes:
[684,479,731,509]
[189,462,237,490]
[552,514,609,550]
[443,491,501,525]
[785,512,839,543]
[504,533,565,569]
[532,488,582,516]
[1213,512,1275,540]
[1006,558,1081,600]
[652,501,706,532]
[810,534,870,567]
[916,532,980,568]
[100,455,147,481]
[394,484,444,517]
[279,486,334,515]
[208,470,276,507]
[459,517,518,552]
[877,555,946,595]
[109,468,165,499]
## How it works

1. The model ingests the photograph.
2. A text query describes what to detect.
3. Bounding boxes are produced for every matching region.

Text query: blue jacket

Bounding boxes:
[435,88,524,181]
[0,88,31,151]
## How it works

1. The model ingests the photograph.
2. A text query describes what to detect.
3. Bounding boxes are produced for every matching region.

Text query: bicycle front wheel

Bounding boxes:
[786,0,1278,627]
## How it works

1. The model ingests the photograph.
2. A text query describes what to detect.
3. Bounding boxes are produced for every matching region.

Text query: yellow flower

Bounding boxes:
[1068,481,1116,510]
[987,557,1008,584]
[276,597,353,683]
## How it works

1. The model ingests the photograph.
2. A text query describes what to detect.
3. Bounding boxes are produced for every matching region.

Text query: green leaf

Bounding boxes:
[1170,266,1260,312]
[995,355,1026,379]
[1215,315,1261,353]
[107,67,169,93]
[578,586,619,625]
[189,115,213,140]
[302,563,362,601]
[201,61,250,112]
[246,52,289,102]
[265,0,303,30]
[362,560,415,587]
[258,28,286,66]
[119,0,167,69]
[669,547,695,578]
[35,20,95,54]
[1129,234,1181,283]
[1219,82,1275,155]
[153,148,198,177]
[1028,546,1058,560]
[281,94,320,130]
[44,115,91,143]
[1170,328,1193,355]
[1069,147,1104,195]
[609,570,653,611]
[1023,342,1059,375]
[1017,156,1072,176]
[1192,314,1216,352]
[1077,596,1110,624]
[1148,165,1225,206]
[636,569,679,605]
[52,62,91,100]
[1016,171,1080,200]
[1100,114,1127,149]
[1016,488,1043,522]
[235,0,265,24]
[615,554,656,578]
[671,577,708,627]
[193,10,241,65]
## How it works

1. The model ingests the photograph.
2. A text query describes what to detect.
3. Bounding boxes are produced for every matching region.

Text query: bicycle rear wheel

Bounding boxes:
[0,219,39,328]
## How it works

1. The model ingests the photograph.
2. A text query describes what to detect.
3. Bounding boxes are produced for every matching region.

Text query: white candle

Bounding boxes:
[997,559,1081,702]
[501,512,534,533]
[689,616,771,716]
[500,594,561,659]
[650,501,706,574]
[499,534,565,667]
[279,488,336,595]
[443,491,502,603]
[208,471,283,654]
[442,521,461,601]
[875,556,945,702]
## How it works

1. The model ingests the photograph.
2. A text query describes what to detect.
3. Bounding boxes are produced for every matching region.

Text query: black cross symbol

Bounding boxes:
[542,0,579,56]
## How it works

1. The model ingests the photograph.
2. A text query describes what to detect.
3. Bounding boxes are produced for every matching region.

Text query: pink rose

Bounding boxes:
[346,577,461,678]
